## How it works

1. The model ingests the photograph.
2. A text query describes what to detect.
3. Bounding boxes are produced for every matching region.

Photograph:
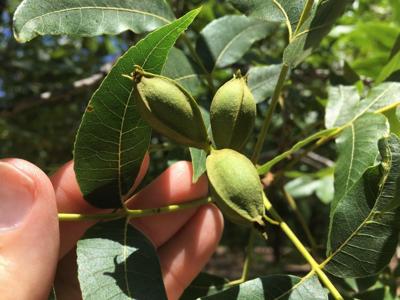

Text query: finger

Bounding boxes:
[0,159,59,300]
[52,153,150,258]
[158,204,223,300]
[126,161,208,248]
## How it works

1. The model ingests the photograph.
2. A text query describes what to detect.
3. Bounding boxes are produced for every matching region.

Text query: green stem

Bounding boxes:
[257,127,339,175]
[262,194,343,300]
[242,230,256,281]
[264,100,400,177]
[252,64,289,163]
[181,34,215,93]
[58,197,212,221]
[227,229,256,286]
[273,140,320,181]
[280,222,342,299]
[293,0,315,37]
[241,229,255,281]
[252,0,317,164]
[58,212,125,221]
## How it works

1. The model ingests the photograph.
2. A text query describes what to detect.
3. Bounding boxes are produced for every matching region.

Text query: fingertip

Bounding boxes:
[0,158,59,229]
[129,152,151,194]
[51,161,98,214]
[128,160,208,209]
[0,159,59,299]
[168,161,208,197]
[158,204,224,300]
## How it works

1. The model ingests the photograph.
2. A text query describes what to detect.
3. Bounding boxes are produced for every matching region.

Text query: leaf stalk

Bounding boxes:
[263,193,343,300]
[58,197,212,221]
[252,64,289,163]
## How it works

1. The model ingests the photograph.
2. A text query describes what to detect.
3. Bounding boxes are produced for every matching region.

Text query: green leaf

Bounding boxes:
[389,34,400,59]
[48,288,56,300]
[325,85,360,129]
[325,134,400,278]
[341,22,400,79]
[13,0,175,42]
[190,107,211,183]
[376,50,400,84]
[201,275,328,299]
[325,82,400,130]
[181,273,229,299]
[73,8,201,208]
[283,0,352,67]
[285,173,334,204]
[228,0,306,32]
[354,82,400,118]
[383,106,400,137]
[196,15,274,71]
[190,147,207,183]
[330,113,389,219]
[247,64,283,103]
[77,219,167,300]
[162,47,202,96]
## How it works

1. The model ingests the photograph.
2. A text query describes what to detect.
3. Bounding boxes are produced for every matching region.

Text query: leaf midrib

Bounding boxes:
[275,273,314,300]
[343,124,356,194]
[20,6,171,34]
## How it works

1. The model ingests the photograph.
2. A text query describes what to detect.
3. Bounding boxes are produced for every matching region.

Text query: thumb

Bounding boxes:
[0,160,59,300]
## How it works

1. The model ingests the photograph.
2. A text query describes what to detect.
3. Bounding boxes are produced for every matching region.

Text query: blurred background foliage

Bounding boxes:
[1,0,399,289]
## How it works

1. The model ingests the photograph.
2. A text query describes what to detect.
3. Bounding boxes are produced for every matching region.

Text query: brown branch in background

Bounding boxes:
[303,151,334,168]
[1,63,112,117]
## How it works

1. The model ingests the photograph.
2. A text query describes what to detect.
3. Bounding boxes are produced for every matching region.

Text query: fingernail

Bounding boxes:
[0,162,35,232]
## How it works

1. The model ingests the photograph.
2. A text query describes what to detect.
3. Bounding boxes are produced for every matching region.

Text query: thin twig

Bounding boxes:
[283,189,318,255]
[58,197,212,221]
[1,63,111,117]
[252,64,289,163]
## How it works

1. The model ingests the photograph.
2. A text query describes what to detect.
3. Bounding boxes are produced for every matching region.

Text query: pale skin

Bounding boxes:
[0,154,224,300]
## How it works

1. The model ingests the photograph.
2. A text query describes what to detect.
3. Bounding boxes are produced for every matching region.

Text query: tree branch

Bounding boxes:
[1,63,112,117]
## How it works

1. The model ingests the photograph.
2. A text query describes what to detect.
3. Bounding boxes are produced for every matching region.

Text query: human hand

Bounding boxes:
[0,156,223,300]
